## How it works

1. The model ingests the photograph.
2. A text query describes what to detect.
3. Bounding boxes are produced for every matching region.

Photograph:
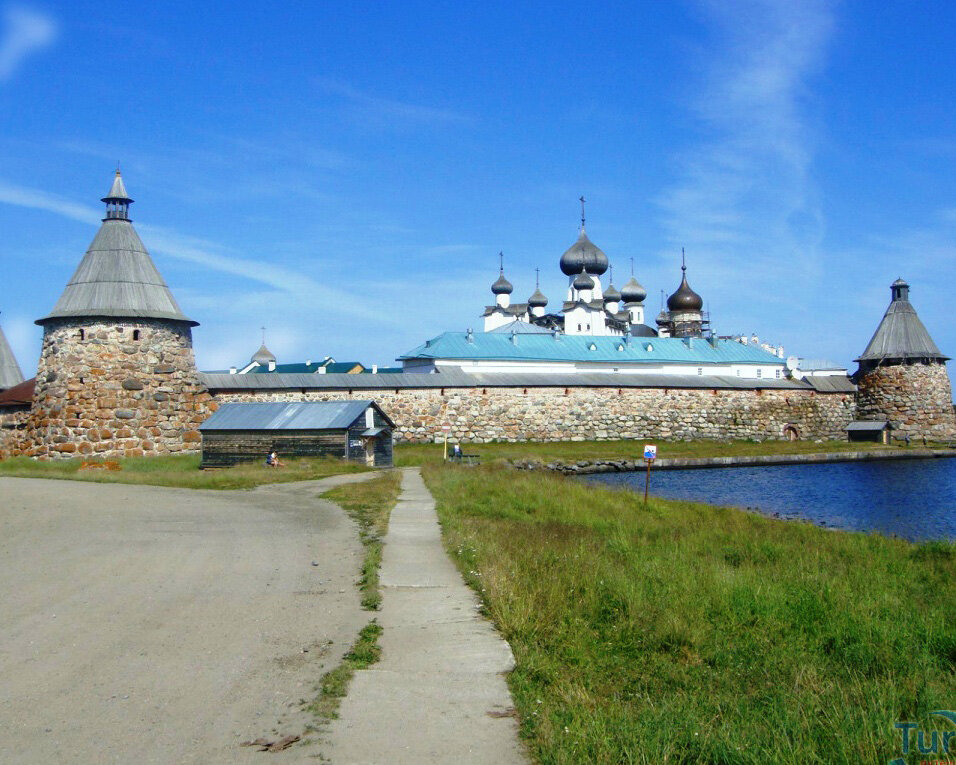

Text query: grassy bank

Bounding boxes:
[423,463,956,764]
[322,471,402,610]
[0,454,369,489]
[396,438,894,467]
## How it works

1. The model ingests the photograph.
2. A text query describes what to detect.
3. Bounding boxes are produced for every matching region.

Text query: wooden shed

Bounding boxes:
[199,400,394,468]
[847,420,894,444]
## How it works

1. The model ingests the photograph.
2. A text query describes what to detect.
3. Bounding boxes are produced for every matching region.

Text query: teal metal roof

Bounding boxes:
[399,332,785,366]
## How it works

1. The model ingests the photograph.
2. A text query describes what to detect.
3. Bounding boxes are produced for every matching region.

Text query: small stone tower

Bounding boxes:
[22,170,213,458]
[854,278,956,441]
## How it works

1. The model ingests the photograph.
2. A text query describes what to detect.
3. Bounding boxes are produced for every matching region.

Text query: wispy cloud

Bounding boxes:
[0,4,56,82]
[0,179,385,324]
[658,0,834,303]
[315,78,470,126]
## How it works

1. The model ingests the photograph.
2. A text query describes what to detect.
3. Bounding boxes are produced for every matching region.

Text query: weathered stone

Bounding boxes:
[153,392,169,402]
[122,379,145,390]
[115,409,136,419]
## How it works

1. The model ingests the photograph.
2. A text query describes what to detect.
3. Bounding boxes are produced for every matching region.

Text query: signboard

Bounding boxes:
[643,444,657,461]
[349,440,362,448]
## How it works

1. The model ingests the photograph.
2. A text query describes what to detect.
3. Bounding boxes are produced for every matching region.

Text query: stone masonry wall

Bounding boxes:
[213,385,856,443]
[855,362,956,440]
[16,319,215,459]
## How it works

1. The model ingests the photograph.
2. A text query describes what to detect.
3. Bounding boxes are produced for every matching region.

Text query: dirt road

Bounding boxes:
[0,474,375,764]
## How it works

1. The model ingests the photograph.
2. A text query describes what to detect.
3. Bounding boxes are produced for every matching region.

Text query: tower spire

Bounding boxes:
[101,168,133,222]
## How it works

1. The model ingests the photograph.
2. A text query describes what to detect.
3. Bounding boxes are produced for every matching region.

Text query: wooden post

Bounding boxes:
[644,459,651,507]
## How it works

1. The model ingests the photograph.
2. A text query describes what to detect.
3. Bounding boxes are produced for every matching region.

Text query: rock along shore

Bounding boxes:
[510,447,956,475]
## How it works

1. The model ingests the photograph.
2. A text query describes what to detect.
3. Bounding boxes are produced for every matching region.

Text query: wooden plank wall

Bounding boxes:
[201,429,348,468]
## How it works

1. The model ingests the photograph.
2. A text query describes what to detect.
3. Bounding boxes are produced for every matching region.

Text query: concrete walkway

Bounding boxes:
[324,468,526,764]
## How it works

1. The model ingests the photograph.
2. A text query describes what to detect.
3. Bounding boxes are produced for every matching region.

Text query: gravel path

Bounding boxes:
[0,473,377,764]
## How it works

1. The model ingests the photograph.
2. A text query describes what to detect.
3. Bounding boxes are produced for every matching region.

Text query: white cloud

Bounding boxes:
[0,4,56,82]
[657,0,834,328]
[315,78,470,126]
[0,178,385,326]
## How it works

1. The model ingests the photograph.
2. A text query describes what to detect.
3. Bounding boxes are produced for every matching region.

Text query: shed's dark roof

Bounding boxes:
[0,322,24,390]
[200,400,392,431]
[847,420,892,431]
[855,287,948,363]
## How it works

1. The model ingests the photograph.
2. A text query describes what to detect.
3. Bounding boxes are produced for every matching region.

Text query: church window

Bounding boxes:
[775,369,781,379]
[756,369,762,378]
[577,324,582,332]
[697,367,702,375]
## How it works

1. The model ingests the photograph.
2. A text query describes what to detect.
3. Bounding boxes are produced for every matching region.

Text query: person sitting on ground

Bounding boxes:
[267,449,285,468]
[452,443,462,460]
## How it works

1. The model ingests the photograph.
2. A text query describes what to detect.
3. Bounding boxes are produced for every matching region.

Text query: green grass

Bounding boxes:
[423,463,956,764]
[322,471,402,610]
[0,454,370,489]
[396,438,896,467]
[306,621,383,721]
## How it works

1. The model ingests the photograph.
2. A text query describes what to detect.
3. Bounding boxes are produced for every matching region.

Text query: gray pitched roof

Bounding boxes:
[0,322,24,390]
[200,400,394,430]
[855,285,947,363]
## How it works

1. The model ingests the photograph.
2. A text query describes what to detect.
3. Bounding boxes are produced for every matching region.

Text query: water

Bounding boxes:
[582,457,956,541]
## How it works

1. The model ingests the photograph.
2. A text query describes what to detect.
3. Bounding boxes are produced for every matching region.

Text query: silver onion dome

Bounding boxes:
[560,229,609,276]
[621,276,647,304]
[528,287,548,307]
[491,270,513,295]
[251,343,276,365]
[573,268,595,291]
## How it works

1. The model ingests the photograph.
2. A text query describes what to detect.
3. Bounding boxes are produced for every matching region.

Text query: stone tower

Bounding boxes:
[854,278,956,441]
[21,170,213,459]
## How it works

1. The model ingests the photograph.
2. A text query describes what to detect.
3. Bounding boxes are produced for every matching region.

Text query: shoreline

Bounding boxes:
[511,447,956,475]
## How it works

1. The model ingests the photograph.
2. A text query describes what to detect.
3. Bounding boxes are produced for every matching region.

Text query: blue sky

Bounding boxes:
[1,1,955,373]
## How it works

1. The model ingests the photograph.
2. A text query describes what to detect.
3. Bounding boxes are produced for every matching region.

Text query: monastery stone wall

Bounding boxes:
[16,319,215,459]
[213,384,856,443]
[855,363,956,440]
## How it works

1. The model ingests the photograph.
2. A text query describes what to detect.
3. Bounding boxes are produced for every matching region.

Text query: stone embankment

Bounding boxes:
[510,447,956,475]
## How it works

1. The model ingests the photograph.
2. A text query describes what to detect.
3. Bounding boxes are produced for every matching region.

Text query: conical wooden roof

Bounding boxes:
[855,279,948,363]
[36,172,196,326]
[0,321,25,390]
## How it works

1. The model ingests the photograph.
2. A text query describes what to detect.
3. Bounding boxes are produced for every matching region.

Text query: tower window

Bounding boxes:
[78,329,85,341]
[133,330,140,341]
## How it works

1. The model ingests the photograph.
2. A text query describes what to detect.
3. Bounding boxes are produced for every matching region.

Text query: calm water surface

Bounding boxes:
[583,457,956,541]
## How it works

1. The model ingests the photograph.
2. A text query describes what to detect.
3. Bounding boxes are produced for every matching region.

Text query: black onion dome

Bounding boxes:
[528,287,548,307]
[560,229,609,276]
[620,276,647,304]
[603,282,621,303]
[667,270,703,311]
[252,343,276,364]
[491,271,513,295]
[573,268,595,290]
